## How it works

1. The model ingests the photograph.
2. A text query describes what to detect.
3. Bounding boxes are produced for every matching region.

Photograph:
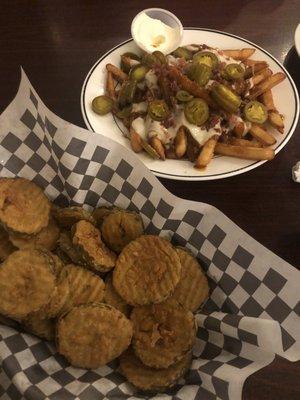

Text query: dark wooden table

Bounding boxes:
[0,1,299,399]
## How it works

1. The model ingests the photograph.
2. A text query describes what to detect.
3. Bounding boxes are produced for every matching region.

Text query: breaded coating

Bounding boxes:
[92,205,117,228]
[9,217,60,251]
[171,248,209,312]
[131,301,196,369]
[101,210,144,253]
[113,235,181,305]
[104,275,131,317]
[0,248,56,319]
[72,220,116,273]
[120,349,192,391]
[0,178,50,235]
[58,231,83,265]
[52,206,95,229]
[23,312,55,341]
[0,226,16,261]
[57,303,133,368]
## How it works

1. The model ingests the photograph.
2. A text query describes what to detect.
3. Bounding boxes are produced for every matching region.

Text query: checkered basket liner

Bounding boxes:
[0,69,299,400]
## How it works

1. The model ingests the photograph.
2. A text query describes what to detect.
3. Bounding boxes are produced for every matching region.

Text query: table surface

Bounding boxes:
[0,1,299,399]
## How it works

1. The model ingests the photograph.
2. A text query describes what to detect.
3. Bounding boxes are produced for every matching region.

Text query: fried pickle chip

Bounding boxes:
[0,226,16,261]
[61,264,105,309]
[120,349,192,391]
[0,178,50,235]
[71,220,116,273]
[23,312,55,341]
[57,303,133,368]
[0,248,56,319]
[104,275,131,317]
[92,205,118,228]
[46,278,71,318]
[9,217,60,251]
[113,235,181,305]
[170,248,209,312]
[101,210,144,253]
[131,301,196,369]
[58,231,83,265]
[52,206,96,229]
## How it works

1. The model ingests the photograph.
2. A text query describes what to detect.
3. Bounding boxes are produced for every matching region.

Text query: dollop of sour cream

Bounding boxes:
[132,12,180,54]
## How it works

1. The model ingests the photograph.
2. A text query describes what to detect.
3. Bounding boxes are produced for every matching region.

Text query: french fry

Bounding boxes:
[228,138,262,148]
[249,72,286,99]
[260,89,275,110]
[149,136,166,160]
[174,126,187,158]
[249,123,276,146]
[130,129,143,153]
[215,142,274,160]
[269,111,284,133]
[106,64,128,82]
[244,61,269,78]
[222,48,255,60]
[233,122,246,138]
[106,71,116,101]
[244,59,268,67]
[251,68,272,86]
[168,66,216,108]
[195,137,218,169]
[259,90,284,133]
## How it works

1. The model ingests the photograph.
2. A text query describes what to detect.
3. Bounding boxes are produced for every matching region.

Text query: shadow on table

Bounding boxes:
[284,46,300,92]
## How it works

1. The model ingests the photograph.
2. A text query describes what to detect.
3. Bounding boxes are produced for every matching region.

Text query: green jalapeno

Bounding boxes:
[223,63,245,80]
[118,80,137,108]
[244,101,267,124]
[172,47,193,60]
[184,98,209,126]
[152,50,167,64]
[211,83,241,113]
[115,105,132,119]
[176,90,194,102]
[129,64,149,82]
[141,140,160,159]
[142,53,159,67]
[193,51,219,69]
[148,100,170,121]
[120,52,141,73]
[187,63,212,87]
[92,95,114,115]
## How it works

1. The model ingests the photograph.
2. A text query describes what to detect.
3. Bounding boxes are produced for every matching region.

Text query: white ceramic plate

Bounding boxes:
[81,28,299,181]
[295,24,300,57]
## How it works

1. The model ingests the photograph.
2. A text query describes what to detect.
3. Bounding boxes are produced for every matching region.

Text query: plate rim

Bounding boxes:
[81,27,299,181]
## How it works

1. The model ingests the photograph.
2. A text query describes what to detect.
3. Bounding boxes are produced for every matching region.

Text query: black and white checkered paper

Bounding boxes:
[0,69,299,400]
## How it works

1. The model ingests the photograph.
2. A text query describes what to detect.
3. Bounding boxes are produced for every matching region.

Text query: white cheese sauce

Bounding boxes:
[145,69,158,91]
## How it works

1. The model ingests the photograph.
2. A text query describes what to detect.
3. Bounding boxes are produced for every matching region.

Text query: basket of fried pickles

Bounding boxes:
[0,177,209,392]
[92,44,286,169]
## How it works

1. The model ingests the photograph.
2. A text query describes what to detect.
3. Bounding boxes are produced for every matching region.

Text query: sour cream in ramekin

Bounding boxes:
[131,8,183,55]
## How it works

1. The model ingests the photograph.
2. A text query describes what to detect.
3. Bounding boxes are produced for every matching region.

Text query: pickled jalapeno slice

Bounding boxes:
[129,64,149,82]
[152,50,167,64]
[172,47,193,60]
[187,63,212,87]
[92,96,114,115]
[116,105,132,119]
[211,84,241,113]
[120,52,141,73]
[142,53,159,67]
[148,100,170,121]
[184,98,209,126]
[193,51,219,69]
[244,101,267,124]
[176,90,194,102]
[118,80,137,108]
[223,63,245,80]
